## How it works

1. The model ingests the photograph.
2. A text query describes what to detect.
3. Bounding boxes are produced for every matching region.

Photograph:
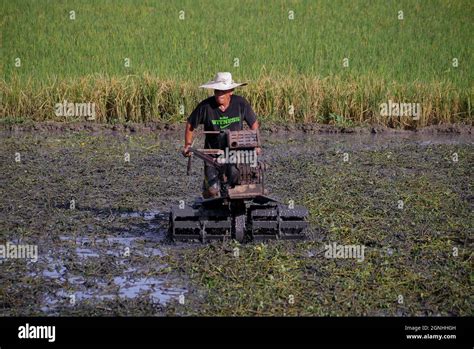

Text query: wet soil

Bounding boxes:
[0,124,472,316]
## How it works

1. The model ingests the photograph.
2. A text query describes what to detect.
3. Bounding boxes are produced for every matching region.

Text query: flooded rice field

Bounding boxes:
[1,126,472,316]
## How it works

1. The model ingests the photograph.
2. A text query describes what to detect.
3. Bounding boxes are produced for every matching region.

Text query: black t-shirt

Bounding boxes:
[187,95,257,149]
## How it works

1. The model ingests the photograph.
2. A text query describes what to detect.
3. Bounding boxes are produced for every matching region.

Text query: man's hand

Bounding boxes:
[255,146,262,156]
[182,145,192,157]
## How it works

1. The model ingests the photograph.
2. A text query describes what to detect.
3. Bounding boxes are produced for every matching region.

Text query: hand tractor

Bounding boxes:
[168,129,308,242]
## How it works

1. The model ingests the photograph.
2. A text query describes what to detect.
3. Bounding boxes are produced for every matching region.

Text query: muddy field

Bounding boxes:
[0,125,472,316]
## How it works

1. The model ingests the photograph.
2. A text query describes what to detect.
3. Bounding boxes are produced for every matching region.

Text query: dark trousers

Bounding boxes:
[202,163,240,195]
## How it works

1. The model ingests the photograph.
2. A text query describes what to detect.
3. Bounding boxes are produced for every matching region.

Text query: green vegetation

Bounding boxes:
[1,0,473,125]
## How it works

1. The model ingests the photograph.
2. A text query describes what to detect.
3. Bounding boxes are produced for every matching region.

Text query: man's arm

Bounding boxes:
[248,120,262,155]
[251,121,262,155]
[182,121,194,157]
[243,100,261,154]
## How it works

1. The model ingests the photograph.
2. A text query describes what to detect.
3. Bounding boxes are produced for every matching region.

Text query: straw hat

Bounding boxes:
[199,72,247,90]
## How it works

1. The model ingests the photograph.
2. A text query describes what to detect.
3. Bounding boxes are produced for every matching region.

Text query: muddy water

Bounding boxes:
[23,210,184,314]
[0,128,472,315]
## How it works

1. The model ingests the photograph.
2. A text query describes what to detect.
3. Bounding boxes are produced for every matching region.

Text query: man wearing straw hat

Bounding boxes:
[182,72,261,199]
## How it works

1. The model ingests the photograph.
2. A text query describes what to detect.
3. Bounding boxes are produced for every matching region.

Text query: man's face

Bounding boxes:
[214,89,233,106]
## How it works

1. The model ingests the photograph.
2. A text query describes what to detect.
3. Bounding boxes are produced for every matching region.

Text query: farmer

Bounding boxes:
[182,72,260,199]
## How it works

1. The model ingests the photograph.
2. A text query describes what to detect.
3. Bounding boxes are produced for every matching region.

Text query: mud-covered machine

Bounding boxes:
[168,130,308,242]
